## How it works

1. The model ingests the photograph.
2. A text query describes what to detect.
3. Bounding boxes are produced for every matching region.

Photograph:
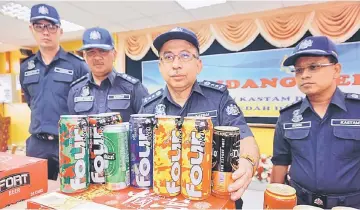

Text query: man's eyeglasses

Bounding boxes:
[160,51,198,63]
[291,63,335,75]
[85,49,110,57]
[33,23,60,33]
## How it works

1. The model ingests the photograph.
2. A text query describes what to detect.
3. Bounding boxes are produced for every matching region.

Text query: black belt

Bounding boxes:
[36,133,59,141]
[290,180,360,209]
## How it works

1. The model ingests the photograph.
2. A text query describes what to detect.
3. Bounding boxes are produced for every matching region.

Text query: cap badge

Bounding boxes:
[38,6,49,15]
[89,31,101,40]
[298,39,313,50]
[171,27,183,32]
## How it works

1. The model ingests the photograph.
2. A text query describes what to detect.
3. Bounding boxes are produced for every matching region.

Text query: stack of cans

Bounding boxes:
[58,113,242,202]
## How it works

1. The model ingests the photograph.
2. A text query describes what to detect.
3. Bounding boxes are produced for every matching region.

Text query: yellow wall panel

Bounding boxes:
[250,127,275,156]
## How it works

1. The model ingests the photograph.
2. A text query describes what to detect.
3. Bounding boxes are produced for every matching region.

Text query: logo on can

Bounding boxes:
[130,114,155,188]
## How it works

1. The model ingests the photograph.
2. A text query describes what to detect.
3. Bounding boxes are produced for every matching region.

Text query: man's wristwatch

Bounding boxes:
[240,154,257,176]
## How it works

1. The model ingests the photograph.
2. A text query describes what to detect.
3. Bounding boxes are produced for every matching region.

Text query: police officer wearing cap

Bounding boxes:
[271,36,360,209]
[67,27,149,121]
[19,4,89,180]
[139,27,260,209]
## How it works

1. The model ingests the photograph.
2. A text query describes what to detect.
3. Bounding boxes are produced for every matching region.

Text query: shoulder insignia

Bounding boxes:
[70,74,88,87]
[20,54,35,64]
[117,73,139,84]
[345,93,360,100]
[199,80,226,92]
[143,89,163,106]
[280,99,303,113]
[68,52,85,61]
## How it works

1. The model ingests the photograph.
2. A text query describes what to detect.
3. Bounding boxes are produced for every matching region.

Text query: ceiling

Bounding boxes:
[0,1,327,52]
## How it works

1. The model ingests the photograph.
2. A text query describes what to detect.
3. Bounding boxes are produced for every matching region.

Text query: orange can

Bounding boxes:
[181,116,213,200]
[212,126,240,198]
[153,116,182,197]
[263,183,297,209]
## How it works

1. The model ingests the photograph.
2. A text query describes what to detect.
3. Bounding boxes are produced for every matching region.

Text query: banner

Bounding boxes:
[142,42,360,117]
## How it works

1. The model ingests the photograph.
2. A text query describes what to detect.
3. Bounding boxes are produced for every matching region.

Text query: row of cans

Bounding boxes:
[58,113,241,201]
[59,112,124,193]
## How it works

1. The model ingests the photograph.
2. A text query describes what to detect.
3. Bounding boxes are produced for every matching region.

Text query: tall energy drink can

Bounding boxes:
[153,116,182,197]
[181,116,213,200]
[88,112,122,184]
[103,123,130,191]
[212,126,240,198]
[129,114,155,189]
[59,115,89,193]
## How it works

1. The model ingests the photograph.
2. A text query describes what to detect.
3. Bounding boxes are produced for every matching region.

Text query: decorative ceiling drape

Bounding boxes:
[120,2,360,61]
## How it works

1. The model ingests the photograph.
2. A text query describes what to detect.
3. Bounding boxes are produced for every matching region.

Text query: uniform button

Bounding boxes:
[241,129,245,133]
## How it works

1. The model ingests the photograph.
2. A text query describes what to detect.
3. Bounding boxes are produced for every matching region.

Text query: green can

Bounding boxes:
[59,115,89,194]
[103,123,130,191]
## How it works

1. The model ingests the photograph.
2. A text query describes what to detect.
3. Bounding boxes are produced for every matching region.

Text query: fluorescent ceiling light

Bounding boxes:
[0,2,84,32]
[176,0,227,10]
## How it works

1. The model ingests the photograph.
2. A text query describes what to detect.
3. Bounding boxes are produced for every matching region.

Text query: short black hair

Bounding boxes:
[327,55,338,64]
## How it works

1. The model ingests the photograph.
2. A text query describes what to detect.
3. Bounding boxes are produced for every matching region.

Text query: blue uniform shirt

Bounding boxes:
[20,48,89,135]
[67,70,149,122]
[139,80,253,138]
[272,88,360,194]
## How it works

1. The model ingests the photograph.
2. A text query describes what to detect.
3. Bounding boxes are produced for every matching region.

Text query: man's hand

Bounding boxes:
[228,157,254,201]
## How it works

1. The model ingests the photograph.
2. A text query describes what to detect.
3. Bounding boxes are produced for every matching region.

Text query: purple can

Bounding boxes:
[129,114,155,188]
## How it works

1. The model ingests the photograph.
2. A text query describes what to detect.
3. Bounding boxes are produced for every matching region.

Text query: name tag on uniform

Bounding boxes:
[283,121,311,129]
[187,110,218,118]
[331,119,360,127]
[24,69,40,76]
[74,96,94,103]
[108,94,130,100]
[54,67,73,75]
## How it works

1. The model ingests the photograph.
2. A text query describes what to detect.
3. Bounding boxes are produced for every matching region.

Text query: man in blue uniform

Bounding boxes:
[139,27,260,209]
[271,36,360,208]
[67,27,149,121]
[20,4,89,180]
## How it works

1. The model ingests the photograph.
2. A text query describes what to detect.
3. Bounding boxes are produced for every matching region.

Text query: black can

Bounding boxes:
[212,126,240,198]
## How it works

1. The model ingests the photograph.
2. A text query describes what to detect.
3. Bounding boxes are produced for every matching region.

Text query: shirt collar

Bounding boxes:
[89,69,117,86]
[299,87,347,114]
[163,81,205,105]
[34,47,67,63]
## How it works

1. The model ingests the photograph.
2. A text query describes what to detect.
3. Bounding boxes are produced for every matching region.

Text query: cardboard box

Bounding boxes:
[28,185,235,209]
[0,152,48,208]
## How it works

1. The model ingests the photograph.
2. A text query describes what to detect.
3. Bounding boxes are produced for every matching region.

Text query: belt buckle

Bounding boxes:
[47,134,54,141]
[312,194,327,208]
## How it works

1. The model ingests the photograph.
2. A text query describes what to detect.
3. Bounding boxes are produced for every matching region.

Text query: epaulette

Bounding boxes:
[70,74,88,87]
[280,99,302,113]
[345,93,360,101]
[142,89,163,106]
[117,73,139,84]
[199,80,226,92]
[20,54,35,64]
[68,52,85,61]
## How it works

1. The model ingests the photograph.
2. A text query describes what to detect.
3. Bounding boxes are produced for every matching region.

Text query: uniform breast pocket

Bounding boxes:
[23,74,40,97]
[332,127,360,159]
[107,99,131,120]
[74,101,94,114]
[284,128,310,155]
[52,73,73,95]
